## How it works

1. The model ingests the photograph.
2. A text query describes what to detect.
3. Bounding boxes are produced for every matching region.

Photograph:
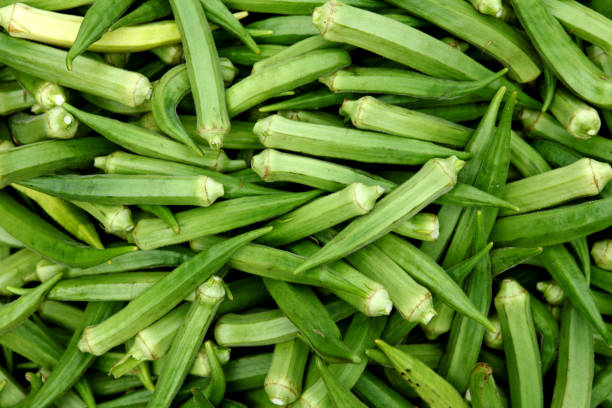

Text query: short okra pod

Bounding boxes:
[147,277,226,408]
[468,363,504,408]
[549,86,601,139]
[70,201,134,234]
[0,249,41,295]
[170,0,231,148]
[393,212,439,242]
[78,227,270,356]
[494,279,543,408]
[321,67,508,100]
[9,107,77,145]
[257,183,383,247]
[550,303,594,408]
[264,338,309,405]
[0,192,136,268]
[20,174,224,207]
[251,149,395,192]
[255,115,470,165]
[225,49,351,117]
[592,240,612,271]
[94,151,276,198]
[0,33,151,107]
[375,339,469,408]
[11,69,67,111]
[295,155,465,274]
[132,191,320,250]
[0,137,115,189]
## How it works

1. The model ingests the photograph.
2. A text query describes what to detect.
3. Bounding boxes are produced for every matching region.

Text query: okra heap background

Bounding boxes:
[0,0,611,406]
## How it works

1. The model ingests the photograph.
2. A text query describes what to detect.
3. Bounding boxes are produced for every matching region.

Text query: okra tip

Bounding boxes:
[366,287,393,317]
[570,108,601,139]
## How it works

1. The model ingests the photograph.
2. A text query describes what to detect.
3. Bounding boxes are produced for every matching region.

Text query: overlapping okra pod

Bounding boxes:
[11,69,67,112]
[468,363,504,408]
[549,86,601,140]
[264,338,309,406]
[9,107,78,144]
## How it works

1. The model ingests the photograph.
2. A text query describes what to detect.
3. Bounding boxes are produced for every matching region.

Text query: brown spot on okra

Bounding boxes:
[312,328,325,338]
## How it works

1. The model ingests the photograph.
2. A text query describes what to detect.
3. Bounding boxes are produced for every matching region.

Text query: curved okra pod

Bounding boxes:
[0,249,41,295]
[27,301,117,408]
[530,295,559,374]
[468,363,504,408]
[0,137,115,189]
[264,338,309,405]
[19,174,224,207]
[257,183,383,247]
[393,213,439,242]
[171,0,230,148]
[490,246,543,276]
[63,104,245,172]
[295,155,464,274]
[258,88,355,112]
[0,191,136,268]
[9,107,78,145]
[11,185,104,249]
[226,49,351,117]
[510,0,612,108]
[78,227,270,356]
[152,64,203,154]
[0,32,151,107]
[263,278,360,364]
[322,67,508,100]
[198,0,259,54]
[0,273,61,335]
[137,204,180,234]
[316,357,367,407]
[251,149,395,192]
[132,190,320,250]
[540,64,557,113]
[111,0,172,30]
[550,303,594,408]
[494,279,543,408]
[147,277,225,407]
[70,201,134,234]
[593,240,612,270]
[375,339,469,408]
[11,69,67,112]
[95,151,276,198]
[549,87,601,140]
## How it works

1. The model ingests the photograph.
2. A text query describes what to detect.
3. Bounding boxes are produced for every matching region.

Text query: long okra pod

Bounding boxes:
[264,338,309,406]
[147,277,225,408]
[0,33,151,107]
[549,86,601,139]
[468,363,504,408]
[252,35,335,73]
[316,357,367,407]
[170,0,230,148]
[295,155,464,274]
[199,0,259,54]
[0,192,135,268]
[19,174,224,207]
[494,279,543,408]
[77,227,270,356]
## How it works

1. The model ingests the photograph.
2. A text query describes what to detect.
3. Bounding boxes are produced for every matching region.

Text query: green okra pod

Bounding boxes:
[531,139,581,168]
[252,35,335,73]
[170,0,230,148]
[0,192,136,268]
[295,155,464,274]
[264,338,309,406]
[590,362,612,408]
[226,49,351,116]
[247,15,318,45]
[592,240,612,270]
[375,339,469,408]
[77,227,270,356]
[257,183,383,247]
[38,300,83,331]
[484,315,503,350]
[494,279,543,408]
[0,318,61,369]
[366,343,444,370]
[70,201,134,234]
[0,137,114,189]
[536,281,565,305]
[340,96,472,147]
[468,363,504,408]
[137,204,180,234]
[258,88,355,112]
[95,151,276,198]
[550,303,594,408]
[219,44,287,66]
[11,184,104,249]
[132,190,320,250]
[446,242,494,283]
[316,357,367,407]
[147,277,225,408]
[353,370,416,408]
[111,0,172,29]
[417,103,488,123]
[322,67,507,100]
[19,174,224,207]
[549,86,601,140]
[277,109,346,127]
[530,294,559,374]
[255,115,470,165]
[220,0,385,14]
[180,118,263,149]
[151,44,184,65]
[63,104,245,172]
[393,212,439,242]
[9,107,77,145]
[0,249,41,295]
[11,69,67,112]
[80,91,152,115]
[491,246,543,276]
[0,82,35,115]
[0,365,25,407]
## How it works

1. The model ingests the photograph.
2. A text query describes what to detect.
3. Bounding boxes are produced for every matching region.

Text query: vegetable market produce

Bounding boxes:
[0,0,610,406]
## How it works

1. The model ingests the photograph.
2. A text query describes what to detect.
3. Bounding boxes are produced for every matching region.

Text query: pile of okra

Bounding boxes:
[0,0,611,407]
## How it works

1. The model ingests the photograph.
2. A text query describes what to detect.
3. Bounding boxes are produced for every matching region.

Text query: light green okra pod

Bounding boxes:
[251,35,335,73]
[592,240,612,271]
[264,338,309,406]
[393,213,439,242]
[11,69,67,112]
[38,300,83,331]
[8,107,77,145]
[0,249,41,295]
[549,87,601,140]
[70,201,134,234]
[468,363,504,408]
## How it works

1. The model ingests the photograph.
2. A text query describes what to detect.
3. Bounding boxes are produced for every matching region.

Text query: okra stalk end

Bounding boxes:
[200,176,225,207]
[568,108,601,140]
[365,286,393,317]
[592,239,612,270]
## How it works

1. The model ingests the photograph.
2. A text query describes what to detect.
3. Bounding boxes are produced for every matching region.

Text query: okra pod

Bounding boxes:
[417,103,488,123]
[353,370,416,408]
[0,249,41,295]
[0,81,35,115]
[132,191,320,250]
[550,86,601,139]
[531,139,582,168]
[484,315,503,350]
[530,294,560,374]
[393,213,439,242]
[295,156,464,274]
[80,91,152,115]
[536,281,565,305]
[491,246,543,276]
[277,109,346,127]
[180,118,263,149]
[19,174,224,207]
[592,240,612,270]
[70,201,134,234]
[258,88,355,112]
[255,115,470,165]
[226,49,350,116]
[246,15,317,45]
[494,279,543,408]
[8,107,77,145]
[591,362,612,408]
[316,357,367,407]
[221,0,386,14]
[38,300,83,331]
[264,338,309,405]
[137,204,180,234]
[111,0,172,30]
[77,227,270,356]
[12,69,67,112]
[252,35,335,73]
[151,44,183,66]
[219,44,287,66]
[468,363,504,408]
[0,365,25,407]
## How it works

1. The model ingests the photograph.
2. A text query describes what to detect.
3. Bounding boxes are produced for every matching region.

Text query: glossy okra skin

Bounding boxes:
[77,227,270,356]
[264,338,309,405]
[531,139,581,168]
[593,240,612,270]
[9,107,77,145]
[494,279,543,408]
[549,87,601,140]
[295,156,464,274]
[0,33,151,107]
[132,190,320,250]
[0,137,114,189]
[491,246,543,276]
[468,363,504,408]
[19,174,224,207]
[255,114,470,165]
[170,0,230,148]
